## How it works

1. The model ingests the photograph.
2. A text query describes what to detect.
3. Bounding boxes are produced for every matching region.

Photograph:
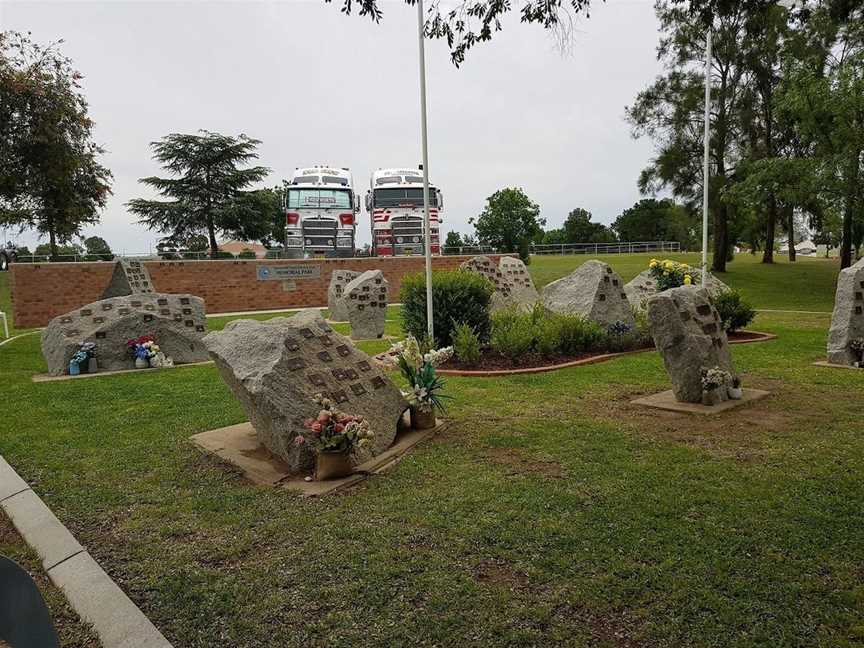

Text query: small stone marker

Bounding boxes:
[624,269,729,310]
[327,270,360,321]
[542,260,635,329]
[827,257,864,366]
[41,293,208,376]
[203,310,408,474]
[101,259,155,299]
[646,285,737,403]
[344,270,388,340]
[460,255,539,312]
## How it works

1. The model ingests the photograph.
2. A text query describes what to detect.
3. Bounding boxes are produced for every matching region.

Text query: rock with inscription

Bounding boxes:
[827,257,864,366]
[647,285,737,403]
[344,270,388,340]
[203,310,408,474]
[460,255,539,312]
[102,259,155,299]
[624,269,729,310]
[542,260,635,329]
[327,270,360,321]
[41,293,208,376]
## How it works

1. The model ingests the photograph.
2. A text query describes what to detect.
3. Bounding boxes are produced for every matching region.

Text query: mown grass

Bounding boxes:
[1,255,860,648]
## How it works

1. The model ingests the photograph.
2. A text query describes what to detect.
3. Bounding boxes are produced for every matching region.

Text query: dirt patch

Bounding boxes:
[483,447,567,478]
[554,602,650,648]
[472,558,531,590]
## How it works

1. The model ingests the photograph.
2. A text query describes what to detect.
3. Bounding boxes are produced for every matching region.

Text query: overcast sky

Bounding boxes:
[1,0,663,253]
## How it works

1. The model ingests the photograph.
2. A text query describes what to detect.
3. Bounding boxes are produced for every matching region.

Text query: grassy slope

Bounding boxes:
[1,255,861,648]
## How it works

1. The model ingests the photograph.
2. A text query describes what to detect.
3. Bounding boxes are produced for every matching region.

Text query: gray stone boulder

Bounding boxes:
[41,293,208,376]
[542,260,635,330]
[625,269,729,310]
[102,259,155,299]
[827,257,864,366]
[647,285,737,403]
[344,270,388,340]
[327,270,360,322]
[203,310,408,474]
[460,255,539,312]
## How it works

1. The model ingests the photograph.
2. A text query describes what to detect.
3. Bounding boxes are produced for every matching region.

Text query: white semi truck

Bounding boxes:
[366,168,442,257]
[284,166,359,258]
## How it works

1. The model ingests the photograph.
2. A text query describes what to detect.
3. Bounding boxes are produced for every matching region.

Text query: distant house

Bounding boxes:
[219,240,267,258]
[779,240,818,256]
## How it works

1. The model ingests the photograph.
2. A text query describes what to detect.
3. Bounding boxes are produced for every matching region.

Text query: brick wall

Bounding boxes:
[10,255,498,328]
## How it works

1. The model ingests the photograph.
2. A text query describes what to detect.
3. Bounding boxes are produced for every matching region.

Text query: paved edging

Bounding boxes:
[0,455,172,648]
[0,329,40,348]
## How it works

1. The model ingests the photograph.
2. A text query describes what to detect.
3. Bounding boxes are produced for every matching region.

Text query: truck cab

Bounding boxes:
[366,168,442,257]
[284,166,359,258]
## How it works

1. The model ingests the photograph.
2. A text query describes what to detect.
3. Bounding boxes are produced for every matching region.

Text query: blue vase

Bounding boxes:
[69,361,81,376]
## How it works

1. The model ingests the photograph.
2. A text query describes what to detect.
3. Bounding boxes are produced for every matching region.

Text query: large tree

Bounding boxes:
[127,131,271,257]
[613,198,699,249]
[470,188,545,255]
[561,207,617,244]
[0,32,112,260]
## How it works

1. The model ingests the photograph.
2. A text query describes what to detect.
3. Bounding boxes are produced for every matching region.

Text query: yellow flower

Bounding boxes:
[684,275,692,285]
[649,259,659,268]
[663,260,674,270]
[663,270,670,277]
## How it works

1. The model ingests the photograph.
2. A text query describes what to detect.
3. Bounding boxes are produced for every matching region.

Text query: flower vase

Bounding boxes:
[88,357,98,374]
[315,451,353,480]
[68,360,81,376]
[701,388,721,407]
[134,357,149,369]
[410,403,437,430]
[728,386,743,400]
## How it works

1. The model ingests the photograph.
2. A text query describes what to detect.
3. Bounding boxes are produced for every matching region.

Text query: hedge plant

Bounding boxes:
[714,290,756,333]
[400,270,494,347]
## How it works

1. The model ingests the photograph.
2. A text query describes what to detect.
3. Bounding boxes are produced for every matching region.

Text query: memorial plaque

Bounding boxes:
[285,338,300,352]
[61,316,73,324]
[308,373,326,387]
[317,351,333,362]
[330,390,349,404]
[350,383,367,396]
[96,331,107,339]
[299,328,315,339]
[184,319,193,327]
[335,345,351,357]
[80,309,93,316]
[370,376,387,390]
[286,357,306,371]
[357,360,371,372]
[319,335,333,347]
[180,298,190,305]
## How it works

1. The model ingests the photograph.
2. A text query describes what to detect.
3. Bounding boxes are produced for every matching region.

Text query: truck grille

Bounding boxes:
[302,219,337,247]
[392,216,423,242]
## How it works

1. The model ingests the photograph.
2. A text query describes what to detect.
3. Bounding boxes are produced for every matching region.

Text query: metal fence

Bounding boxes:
[442,241,681,256]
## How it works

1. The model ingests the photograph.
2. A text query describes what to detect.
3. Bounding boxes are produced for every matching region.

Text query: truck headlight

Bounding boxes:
[305,238,312,245]
[396,237,404,244]
[413,236,420,243]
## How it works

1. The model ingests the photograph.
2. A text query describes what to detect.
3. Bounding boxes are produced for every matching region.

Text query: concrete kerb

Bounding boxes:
[0,455,172,648]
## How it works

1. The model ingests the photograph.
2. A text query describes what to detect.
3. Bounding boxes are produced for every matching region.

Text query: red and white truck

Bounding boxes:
[366,167,442,257]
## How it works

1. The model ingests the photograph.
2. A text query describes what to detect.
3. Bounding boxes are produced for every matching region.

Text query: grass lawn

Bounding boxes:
[2,254,862,647]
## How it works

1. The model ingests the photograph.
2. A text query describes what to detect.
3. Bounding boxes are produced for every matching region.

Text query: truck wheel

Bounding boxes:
[0,253,8,272]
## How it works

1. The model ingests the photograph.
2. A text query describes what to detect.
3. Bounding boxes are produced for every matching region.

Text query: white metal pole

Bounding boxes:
[701,27,712,288]
[417,0,434,343]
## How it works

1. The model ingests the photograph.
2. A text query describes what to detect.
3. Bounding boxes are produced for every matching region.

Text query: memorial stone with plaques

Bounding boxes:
[542,260,635,329]
[203,310,409,474]
[460,255,539,312]
[41,293,208,375]
[647,285,737,403]
[102,259,155,299]
[827,257,864,366]
[327,270,360,321]
[344,270,388,340]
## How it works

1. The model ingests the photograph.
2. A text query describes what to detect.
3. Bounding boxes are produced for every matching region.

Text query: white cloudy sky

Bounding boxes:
[1,0,662,253]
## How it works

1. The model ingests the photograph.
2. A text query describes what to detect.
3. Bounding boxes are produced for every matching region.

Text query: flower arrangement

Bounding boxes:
[295,394,374,454]
[127,335,158,360]
[648,258,698,292]
[701,366,732,391]
[68,342,96,375]
[387,335,453,413]
[607,320,633,337]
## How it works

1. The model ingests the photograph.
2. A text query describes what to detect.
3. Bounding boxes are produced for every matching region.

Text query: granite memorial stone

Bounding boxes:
[827,257,864,366]
[542,260,635,329]
[460,255,539,312]
[327,270,360,321]
[344,270,388,339]
[647,285,737,403]
[41,293,208,376]
[102,259,155,299]
[203,310,408,474]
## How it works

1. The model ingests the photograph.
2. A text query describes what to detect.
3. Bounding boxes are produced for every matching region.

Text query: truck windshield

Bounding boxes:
[287,189,352,209]
[373,188,438,208]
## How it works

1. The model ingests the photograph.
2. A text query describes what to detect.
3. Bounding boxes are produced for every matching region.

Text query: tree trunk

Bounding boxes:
[48,213,58,262]
[840,152,860,269]
[785,203,796,262]
[762,194,777,264]
[207,214,219,258]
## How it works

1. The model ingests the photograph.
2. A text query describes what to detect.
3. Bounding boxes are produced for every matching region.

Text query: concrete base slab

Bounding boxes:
[813,360,864,371]
[50,552,172,648]
[631,388,771,415]
[32,360,213,383]
[0,455,31,501]
[191,418,445,497]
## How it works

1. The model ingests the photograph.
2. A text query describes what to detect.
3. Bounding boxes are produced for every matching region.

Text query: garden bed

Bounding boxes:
[434,330,776,377]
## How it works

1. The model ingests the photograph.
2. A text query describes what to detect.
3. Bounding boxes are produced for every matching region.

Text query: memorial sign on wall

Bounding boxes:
[256,265,321,281]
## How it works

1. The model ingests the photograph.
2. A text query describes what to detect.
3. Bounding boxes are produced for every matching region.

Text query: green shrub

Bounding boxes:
[400,270,494,347]
[490,307,536,361]
[238,249,258,259]
[553,313,604,355]
[714,289,756,333]
[452,322,481,366]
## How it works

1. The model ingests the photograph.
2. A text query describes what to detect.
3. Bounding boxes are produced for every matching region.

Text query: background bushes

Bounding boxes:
[714,290,756,333]
[401,270,494,347]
